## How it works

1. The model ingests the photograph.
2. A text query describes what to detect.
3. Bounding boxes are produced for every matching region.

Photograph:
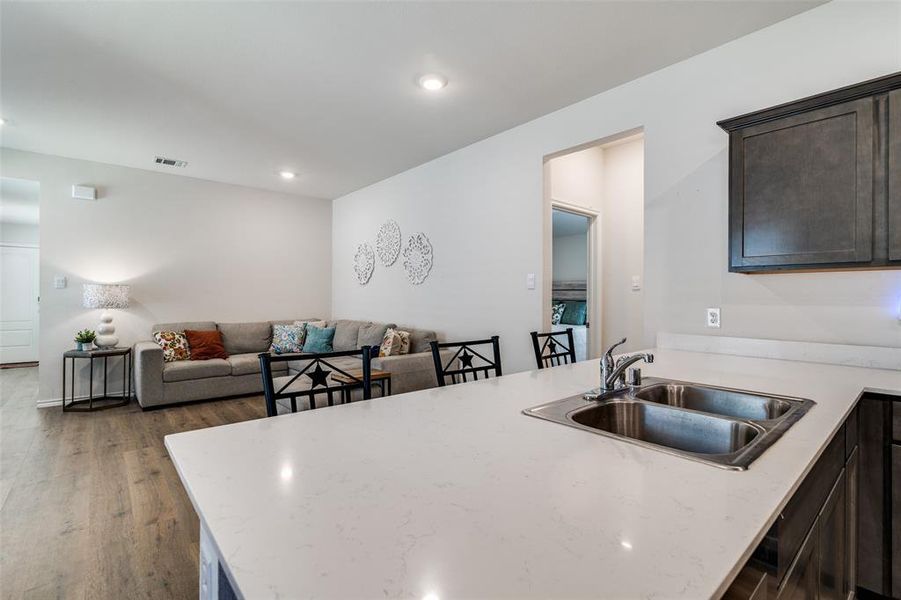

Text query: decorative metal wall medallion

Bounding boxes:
[376,220,402,266]
[403,232,433,285]
[353,243,375,285]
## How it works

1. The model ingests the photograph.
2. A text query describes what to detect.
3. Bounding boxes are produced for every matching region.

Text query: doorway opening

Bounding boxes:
[551,208,592,361]
[543,129,645,360]
[0,177,41,367]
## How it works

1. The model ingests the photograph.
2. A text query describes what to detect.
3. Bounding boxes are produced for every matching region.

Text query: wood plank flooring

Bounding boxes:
[0,367,266,599]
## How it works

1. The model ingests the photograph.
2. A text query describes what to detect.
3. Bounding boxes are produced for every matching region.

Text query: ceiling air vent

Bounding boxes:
[154,156,187,168]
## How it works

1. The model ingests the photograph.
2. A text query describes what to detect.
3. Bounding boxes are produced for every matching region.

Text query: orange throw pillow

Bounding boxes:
[184,329,229,360]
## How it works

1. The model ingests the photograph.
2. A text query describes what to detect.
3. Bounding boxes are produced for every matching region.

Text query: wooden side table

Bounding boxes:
[62,346,132,411]
[330,369,392,402]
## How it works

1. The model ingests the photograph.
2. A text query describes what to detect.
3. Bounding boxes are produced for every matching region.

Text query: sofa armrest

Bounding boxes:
[134,341,164,407]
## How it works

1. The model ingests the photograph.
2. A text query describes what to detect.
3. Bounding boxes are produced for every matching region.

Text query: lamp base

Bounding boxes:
[95,312,119,348]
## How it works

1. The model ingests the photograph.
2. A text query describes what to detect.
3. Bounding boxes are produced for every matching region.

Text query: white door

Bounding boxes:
[0,245,39,363]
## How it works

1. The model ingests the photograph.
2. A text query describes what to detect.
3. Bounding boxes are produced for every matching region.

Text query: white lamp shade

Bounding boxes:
[82,283,130,309]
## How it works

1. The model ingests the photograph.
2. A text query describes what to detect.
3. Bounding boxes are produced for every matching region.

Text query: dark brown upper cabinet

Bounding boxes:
[889,88,901,263]
[718,72,901,273]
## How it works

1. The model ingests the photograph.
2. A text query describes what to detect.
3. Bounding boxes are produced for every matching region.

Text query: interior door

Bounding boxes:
[0,245,39,363]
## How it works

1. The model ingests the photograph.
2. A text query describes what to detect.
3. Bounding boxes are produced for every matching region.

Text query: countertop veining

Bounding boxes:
[165,349,901,599]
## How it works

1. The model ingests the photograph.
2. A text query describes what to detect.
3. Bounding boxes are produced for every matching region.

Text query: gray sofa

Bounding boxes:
[133,319,440,408]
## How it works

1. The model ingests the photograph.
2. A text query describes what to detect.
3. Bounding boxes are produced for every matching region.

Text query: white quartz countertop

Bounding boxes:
[165,349,901,599]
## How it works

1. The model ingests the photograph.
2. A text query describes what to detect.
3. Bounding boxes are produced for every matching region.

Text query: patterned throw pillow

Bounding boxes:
[270,324,305,354]
[153,331,191,362]
[292,320,326,348]
[379,328,411,357]
[551,303,566,325]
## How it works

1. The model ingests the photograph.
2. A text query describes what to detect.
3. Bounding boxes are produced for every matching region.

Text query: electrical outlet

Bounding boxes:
[53,276,67,289]
[706,307,721,328]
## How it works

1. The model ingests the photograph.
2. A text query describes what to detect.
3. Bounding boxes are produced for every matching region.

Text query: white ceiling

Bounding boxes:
[0,1,822,200]
[0,177,40,225]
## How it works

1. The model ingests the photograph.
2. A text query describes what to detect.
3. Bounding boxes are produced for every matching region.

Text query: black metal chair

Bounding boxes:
[429,336,502,386]
[259,346,374,417]
[530,328,577,369]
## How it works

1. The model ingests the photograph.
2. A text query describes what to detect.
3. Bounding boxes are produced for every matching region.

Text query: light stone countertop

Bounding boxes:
[165,349,901,599]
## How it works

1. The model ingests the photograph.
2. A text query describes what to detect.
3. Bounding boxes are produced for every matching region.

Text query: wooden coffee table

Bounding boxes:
[330,369,392,400]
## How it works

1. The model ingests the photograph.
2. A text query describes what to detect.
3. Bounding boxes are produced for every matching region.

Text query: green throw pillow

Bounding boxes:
[561,301,587,326]
[302,324,335,353]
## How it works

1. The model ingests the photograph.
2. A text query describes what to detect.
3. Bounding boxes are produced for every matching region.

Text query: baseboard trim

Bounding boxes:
[656,333,901,371]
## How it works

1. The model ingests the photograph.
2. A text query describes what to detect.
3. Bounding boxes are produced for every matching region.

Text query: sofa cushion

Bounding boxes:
[229,353,288,376]
[162,359,231,382]
[287,355,361,375]
[329,319,368,351]
[397,326,438,354]
[152,321,217,335]
[185,329,229,360]
[358,322,394,348]
[218,322,272,355]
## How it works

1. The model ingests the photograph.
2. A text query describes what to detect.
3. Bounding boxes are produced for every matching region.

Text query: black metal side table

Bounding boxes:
[62,347,132,411]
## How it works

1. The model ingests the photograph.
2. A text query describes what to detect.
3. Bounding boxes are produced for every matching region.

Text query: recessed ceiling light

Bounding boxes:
[279,171,296,180]
[418,74,447,91]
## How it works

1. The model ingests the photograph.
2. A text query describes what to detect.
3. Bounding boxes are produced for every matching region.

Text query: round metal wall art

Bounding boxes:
[403,232,433,285]
[376,220,402,266]
[353,243,375,285]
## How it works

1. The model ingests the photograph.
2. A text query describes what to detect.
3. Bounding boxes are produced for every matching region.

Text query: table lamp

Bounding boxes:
[82,283,130,348]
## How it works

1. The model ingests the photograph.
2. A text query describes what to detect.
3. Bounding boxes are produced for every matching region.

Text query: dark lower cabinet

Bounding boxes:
[727,409,860,600]
[857,395,899,598]
[893,445,901,599]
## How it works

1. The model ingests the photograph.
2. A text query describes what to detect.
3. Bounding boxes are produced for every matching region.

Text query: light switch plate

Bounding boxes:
[526,273,536,290]
[54,276,67,289]
[706,307,721,328]
[631,275,641,291]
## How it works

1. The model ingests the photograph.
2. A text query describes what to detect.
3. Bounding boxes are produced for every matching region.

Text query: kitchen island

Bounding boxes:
[165,349,901,599]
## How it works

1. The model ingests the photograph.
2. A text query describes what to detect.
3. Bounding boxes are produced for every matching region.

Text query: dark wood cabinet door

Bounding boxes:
[817,469,847,600]
[893,445,901,599]
[889,89,901,262]
[729,97,874,270]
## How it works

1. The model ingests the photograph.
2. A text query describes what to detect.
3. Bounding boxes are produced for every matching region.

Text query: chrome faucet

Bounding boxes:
[599,338,654,391]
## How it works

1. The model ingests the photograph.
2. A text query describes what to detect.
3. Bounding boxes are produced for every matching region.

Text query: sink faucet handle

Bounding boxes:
[603,338,627,365]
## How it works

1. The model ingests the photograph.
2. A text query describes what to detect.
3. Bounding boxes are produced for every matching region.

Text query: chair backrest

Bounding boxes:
[429,336,502,387]
[259,347,374,416]
[530,328,577,369]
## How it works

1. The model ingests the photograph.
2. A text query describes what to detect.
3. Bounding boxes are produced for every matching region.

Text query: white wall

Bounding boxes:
[0,222,39,245]
[600,138,644,351]
[0,149,332,402]
[552,233,587,282]
[332,0,901,373]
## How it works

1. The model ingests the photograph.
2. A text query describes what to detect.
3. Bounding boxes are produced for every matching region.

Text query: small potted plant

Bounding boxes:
[74,329,96,351]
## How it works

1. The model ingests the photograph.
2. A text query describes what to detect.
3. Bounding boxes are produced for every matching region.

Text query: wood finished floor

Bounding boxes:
[0,367,266,599]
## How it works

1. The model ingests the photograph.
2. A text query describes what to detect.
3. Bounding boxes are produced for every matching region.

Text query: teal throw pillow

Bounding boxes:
[560,301,587,326]
[302,324,335,353]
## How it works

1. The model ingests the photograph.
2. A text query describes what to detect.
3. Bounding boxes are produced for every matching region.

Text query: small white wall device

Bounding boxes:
[71,185,96,200]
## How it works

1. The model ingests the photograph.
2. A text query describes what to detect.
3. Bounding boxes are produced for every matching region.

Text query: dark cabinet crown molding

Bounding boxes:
[718,72,901,132]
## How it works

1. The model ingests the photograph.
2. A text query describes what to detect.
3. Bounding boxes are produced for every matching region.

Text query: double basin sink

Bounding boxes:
[523,379,814,470]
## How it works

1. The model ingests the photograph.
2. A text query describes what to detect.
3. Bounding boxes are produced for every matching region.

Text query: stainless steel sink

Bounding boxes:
[523,378,814,470]
[570,399,762,455]
[632,383,794,421]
